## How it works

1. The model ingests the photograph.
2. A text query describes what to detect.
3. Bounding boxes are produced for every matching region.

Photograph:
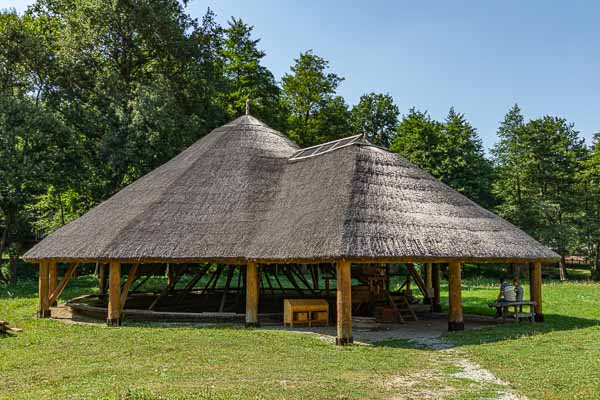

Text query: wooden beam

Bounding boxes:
[406,263,427,298]
[245,262,259,327]
[149,267,185,310]
[38,261,51,318]
[48,263,79,305]
[107,261,122,326]
[336,260,353,345]
[447,261,464,331]
[529,261,544,322]
[432,263,442,312]
[219,266,235,312]
[48,261,58,307]
[120,263,139,309]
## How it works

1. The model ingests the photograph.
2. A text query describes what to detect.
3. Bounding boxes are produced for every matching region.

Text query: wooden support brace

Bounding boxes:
[447,261,464,331]
[48,261,58,307]
[245,262,259,327]
[48,263,79,305]
[38,261,51,318]
[529,261,544,322]
[406,263,428,298]
[336,260,353,345]
[107,261,122,326]
[120,263,139,310]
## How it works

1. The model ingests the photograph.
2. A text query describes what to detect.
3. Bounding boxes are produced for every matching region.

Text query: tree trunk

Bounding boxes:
[9,255,17,285]
[592,243,600,281]
[559,256,568,281]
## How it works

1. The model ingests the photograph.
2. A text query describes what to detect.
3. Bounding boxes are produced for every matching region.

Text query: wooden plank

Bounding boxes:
[530,261,543,322]
[107,261,122,326]
[336,260,353,345]
[447,261,464,331]
[38,261,50,318]
[48,263,79,305]
[120,263,139,308]
[245,262,259,326]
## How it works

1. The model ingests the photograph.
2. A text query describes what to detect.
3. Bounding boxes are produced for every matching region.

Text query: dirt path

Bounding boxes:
[384,336,528,400]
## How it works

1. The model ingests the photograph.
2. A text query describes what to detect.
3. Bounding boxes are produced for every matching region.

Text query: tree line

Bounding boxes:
[1,0,598,282]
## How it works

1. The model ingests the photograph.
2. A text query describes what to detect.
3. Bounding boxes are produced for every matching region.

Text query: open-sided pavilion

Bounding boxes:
[23,114,559,345]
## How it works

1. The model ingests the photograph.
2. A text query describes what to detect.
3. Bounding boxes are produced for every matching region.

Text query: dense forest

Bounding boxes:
[1,0,599,283]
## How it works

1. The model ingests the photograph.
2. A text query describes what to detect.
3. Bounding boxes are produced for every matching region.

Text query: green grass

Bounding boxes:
[1,276,600,399]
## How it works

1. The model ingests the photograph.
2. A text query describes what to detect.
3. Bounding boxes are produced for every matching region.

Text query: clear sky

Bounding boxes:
[5,0,600,150]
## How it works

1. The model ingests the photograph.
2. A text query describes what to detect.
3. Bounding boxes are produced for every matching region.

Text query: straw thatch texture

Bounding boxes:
[24,115,558,263]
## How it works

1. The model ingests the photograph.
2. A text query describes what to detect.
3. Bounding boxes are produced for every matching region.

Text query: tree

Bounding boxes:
[220,17,285,128]
[492,105,588,279]
[282,51,350,146]
[441,108,494,208]
[350,93,399,147]
[391,108,445,176]
[25,0,227,200]
[0,95,76,282]
[391,108,494,208]
[578,133,600,279]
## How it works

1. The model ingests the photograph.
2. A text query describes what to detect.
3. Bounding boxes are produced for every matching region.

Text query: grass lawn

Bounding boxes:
[1,273,599,399]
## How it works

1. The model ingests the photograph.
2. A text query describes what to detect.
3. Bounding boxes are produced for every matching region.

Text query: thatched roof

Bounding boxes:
[24,115,559,264]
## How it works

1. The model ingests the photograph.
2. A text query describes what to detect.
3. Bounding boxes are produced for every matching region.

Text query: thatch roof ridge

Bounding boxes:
[24,115,559,263]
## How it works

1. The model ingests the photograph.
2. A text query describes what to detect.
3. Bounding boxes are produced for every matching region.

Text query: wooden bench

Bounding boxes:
[283,299,329,327]
[489,301,536,322]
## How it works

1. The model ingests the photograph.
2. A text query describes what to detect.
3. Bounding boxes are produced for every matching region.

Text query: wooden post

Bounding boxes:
[38,261,51,318]
[432,263,442,312]
[48,261,58,307]
[166,263,176,286]
[107,261,122,326]
[98,263,107,299]
[245,262,259,327]
[529,261,544,322]
[447,261,464,331]
[423,263,433,304]
[336,260,353,345]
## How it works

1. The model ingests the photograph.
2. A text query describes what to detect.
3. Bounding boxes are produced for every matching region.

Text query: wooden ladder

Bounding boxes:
[388,293,417,322]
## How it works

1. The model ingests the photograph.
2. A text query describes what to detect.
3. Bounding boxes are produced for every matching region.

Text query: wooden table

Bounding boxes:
[283,299,329,327]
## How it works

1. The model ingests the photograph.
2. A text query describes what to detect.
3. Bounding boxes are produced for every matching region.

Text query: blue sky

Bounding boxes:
[5,0,599,150]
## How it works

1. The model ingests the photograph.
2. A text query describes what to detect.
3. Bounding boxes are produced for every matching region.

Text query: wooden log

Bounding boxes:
[38,261,51,318]
[447,261,464,331]
[166,264,176,286]
[529,261,544,322]
[432,263,442,312]
[336,260,353,345]
[107,261,122,326]
[245,262,259,327]
[48,261,58,306]
[120,263,139,309]
[48,263,79,305]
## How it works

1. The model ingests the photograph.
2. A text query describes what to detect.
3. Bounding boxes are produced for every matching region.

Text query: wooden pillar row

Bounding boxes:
[447,261,464,331]
[336,260,353,345]
[38,261,51,318]
[431,263,442,312]
[107,260,122,326]
[245,262,259,327]
[529,261,544,322]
